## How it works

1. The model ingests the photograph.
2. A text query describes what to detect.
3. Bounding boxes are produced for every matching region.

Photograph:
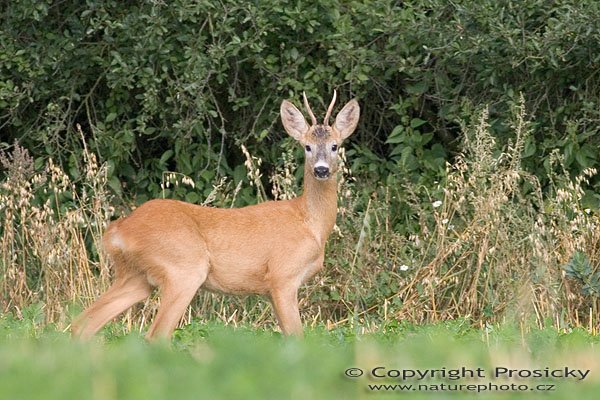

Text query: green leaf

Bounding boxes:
[160,150,174,164]
[410,118,427,128]
[106,112,117,122]
[523,137,536,158]
[563,251,592,280]
[405,81,429,95]
[185,192,200,203]
[575,150,589,168]
[108,176,122,195]
[386,125,405,144]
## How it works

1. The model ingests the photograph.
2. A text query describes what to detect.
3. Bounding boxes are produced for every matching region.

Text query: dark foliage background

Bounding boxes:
[1,0,599,208]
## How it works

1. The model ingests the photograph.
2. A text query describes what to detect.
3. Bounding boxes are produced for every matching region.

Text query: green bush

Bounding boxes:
[1,0,598,209]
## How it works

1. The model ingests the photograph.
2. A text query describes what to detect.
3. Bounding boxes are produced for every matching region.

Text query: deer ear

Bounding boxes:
[281,100,309,140]
[334,99,360,140]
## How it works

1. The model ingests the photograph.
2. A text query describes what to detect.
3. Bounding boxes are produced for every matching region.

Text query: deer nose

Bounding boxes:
[314,166,330,179]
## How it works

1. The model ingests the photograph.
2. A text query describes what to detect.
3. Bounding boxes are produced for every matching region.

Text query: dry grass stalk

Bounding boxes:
[0,128,114,325]
[0,108,598,334]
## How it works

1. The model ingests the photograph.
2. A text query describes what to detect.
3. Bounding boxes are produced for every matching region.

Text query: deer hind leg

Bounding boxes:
[145,260,208,341]
[72,272,152,340]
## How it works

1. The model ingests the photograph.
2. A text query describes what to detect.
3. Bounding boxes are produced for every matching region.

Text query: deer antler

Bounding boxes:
[323,89,337,126]
[303,92,318,126]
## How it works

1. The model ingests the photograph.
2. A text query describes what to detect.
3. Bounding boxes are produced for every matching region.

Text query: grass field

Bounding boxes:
[1,95,598,400]
[0,314,597,400]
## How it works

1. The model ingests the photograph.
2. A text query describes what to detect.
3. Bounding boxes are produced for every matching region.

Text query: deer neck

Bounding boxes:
[300,162,338,247]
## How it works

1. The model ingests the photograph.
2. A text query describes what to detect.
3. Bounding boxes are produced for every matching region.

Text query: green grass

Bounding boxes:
[0,315,598,400]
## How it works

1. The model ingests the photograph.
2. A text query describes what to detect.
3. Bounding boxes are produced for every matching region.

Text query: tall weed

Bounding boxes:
[0,106,597,334]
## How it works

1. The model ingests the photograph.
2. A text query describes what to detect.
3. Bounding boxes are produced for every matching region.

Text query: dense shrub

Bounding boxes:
[1,0,598,212]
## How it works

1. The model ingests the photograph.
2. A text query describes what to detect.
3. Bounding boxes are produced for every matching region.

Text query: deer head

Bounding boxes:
[280,91,360,180]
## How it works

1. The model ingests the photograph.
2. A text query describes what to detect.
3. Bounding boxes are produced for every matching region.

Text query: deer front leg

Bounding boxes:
[270,286,303,337]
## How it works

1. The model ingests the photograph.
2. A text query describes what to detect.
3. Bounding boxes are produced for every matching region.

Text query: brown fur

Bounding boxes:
[71,94,360,340]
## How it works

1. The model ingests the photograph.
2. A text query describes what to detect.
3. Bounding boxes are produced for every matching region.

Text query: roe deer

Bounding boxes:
[72,91,360,340]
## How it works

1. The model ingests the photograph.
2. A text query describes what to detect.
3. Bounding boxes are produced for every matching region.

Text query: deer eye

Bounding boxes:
[331,144,338,152]
[305,145,312,152]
